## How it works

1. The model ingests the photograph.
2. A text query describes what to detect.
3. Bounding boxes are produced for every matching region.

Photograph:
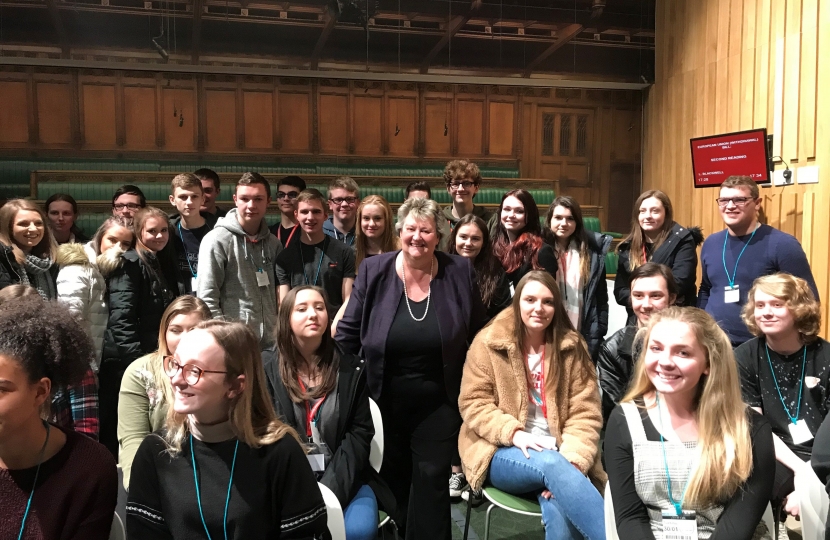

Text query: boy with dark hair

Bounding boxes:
[194,168,226,218]
[112,185,146,221]
[169,173,217,293]
[323,176,360,245]
[270,175,307,248]
[197,172,282,347]
[277,189,355,312]
[405,181,432,200]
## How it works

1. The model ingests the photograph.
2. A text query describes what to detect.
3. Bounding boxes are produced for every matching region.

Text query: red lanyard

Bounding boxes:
[285,224,299,248]
[642,244,648,264]
[297,377,326,438]
[527,347,547,417]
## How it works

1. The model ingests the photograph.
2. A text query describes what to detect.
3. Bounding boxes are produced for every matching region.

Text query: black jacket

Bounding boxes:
[597,326,642,423]
[580,232,613,361]
[0,245,59,295]
[614,223,704,322]
[263,349,400,523]
[101,250,177,367]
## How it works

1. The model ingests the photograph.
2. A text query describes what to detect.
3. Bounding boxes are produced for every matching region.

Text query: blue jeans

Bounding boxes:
[344,484,378,540]
[488,446,605,540]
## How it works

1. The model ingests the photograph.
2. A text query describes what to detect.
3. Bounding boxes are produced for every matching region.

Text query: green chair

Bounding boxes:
[463,483,543,540]
[605,251,619,275]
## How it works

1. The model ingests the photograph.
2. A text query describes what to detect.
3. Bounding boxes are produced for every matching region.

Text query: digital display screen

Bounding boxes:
[690,128,771,188]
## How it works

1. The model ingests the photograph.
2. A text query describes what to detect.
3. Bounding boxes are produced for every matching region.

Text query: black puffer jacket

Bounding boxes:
[580,232,613,361]
[263,348,400,524]
[101,250,178,368]
[597,325,642,424]
[614,223,704,322]
[0,245,59,296]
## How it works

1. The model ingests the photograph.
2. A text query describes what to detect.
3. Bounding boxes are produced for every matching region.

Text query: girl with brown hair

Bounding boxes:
[0,198,59,298]
[126,320,328,539]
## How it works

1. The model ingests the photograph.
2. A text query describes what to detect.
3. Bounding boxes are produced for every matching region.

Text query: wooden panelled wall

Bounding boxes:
[643,0,830,335]
[0,68,642,228]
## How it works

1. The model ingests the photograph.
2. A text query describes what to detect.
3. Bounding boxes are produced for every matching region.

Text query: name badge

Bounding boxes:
[662,510,697,540]
[724,285,740,304]
[256,269,270,287]
[305,442,331,473]
[307,453,326,472]
[789,419,814,445]
[191,276,198,292]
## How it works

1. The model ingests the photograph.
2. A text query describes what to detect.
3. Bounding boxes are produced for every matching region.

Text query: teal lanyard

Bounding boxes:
[190,435,239,540]
[765,343,808,425]
[18,422,50,540]
[655,393,688,516]
[178,223,198,278]
[300,237,328,286]
[721,226,758,288]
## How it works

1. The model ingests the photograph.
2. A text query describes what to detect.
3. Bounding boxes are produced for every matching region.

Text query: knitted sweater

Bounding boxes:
[0,426,118,540]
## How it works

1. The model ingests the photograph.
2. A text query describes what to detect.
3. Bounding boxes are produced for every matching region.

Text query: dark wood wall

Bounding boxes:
[0,67,643,229]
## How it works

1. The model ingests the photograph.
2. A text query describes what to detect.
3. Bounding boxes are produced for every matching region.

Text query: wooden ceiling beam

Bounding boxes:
[311,12,336,69]
[522,23,583,77]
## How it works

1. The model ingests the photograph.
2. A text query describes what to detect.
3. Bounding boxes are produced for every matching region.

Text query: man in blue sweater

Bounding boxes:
[698,175,818,346]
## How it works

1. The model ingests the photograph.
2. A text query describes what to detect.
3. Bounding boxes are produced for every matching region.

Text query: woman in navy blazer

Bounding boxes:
[335,197,486,540]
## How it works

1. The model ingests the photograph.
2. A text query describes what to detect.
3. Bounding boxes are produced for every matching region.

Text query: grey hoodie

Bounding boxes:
[196,209,283,347]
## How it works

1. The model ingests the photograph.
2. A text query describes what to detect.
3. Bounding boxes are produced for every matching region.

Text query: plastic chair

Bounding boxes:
[368,398,399,538]
[795,465,830,540]
[109,511,126,540]
[463,482,543,540]
[605,481,776,540]
[319,482,347,540]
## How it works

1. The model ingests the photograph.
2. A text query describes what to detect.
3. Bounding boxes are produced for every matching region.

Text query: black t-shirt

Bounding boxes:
[275,237,356,311]
[736,336,830,459]
[175,223,210,288]
[270,223,300,249]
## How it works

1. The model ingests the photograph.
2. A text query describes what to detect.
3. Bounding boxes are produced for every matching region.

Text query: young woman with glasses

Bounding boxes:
[126,320,329,540]
[117,296,212,489]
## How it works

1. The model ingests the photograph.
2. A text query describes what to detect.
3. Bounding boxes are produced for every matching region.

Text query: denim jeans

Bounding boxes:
[344,484,378,540]
[488,446,605,540]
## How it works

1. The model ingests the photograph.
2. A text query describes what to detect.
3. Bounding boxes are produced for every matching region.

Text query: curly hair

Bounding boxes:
[443,159,482,185]
[0,295,92,388]
[741,273,821,343]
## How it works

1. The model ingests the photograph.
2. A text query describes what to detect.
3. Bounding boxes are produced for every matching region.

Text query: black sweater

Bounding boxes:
[604,405,774,540]
[126,433,330,540]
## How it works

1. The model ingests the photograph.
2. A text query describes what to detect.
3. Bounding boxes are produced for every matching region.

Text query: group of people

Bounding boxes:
[0,159,828,540]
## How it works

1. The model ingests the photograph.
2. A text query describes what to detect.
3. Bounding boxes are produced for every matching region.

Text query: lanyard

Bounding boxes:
[765,343,808,425]
[721,226,758,288]
[300,237,328,286]
[298,377,326,439]
[17,422,50,540]
[284,224,299,248]
[178,223,198,278]
[655,392,689,516]
[642,244,648,264]
[526,347,547,418]
[191,434,238,540]
[332,227,354,246]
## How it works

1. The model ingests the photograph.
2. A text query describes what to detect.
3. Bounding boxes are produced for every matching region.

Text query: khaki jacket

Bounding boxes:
[458,310,607,491]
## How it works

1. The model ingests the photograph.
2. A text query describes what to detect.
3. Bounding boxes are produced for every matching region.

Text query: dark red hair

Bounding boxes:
[492,189,545,274]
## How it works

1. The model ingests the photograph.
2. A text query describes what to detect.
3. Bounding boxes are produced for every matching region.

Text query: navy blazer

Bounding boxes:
[335,250,487,404]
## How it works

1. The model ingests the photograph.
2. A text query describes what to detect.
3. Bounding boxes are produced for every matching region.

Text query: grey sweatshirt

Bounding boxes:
[196,209,282,347]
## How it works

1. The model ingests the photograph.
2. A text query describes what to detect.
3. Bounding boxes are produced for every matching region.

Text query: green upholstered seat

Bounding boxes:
[605,250,619,274]
[583,217,601,233]
[482,486,542,515]
[75,214,111,236]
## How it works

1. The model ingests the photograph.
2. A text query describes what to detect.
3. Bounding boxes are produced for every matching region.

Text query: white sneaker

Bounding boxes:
[449,472,468,498]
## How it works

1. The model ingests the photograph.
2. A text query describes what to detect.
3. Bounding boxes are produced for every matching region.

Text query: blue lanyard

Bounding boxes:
[17,422,50,540]
[765,343,808,425]
[178,223,198,278]
[655,393,688,516]
[300,237,328,286]
[190,435,239,540]
[721,226,758,288]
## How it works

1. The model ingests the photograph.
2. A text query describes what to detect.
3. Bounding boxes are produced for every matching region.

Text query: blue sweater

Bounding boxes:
[698,224,818,345]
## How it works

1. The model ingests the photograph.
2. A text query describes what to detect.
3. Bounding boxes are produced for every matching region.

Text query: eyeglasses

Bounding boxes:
[329,197,359,206]
[447,181,476,191]
[715,197,754,208]
[113,203,142,211]
[276,191,299,200]
[163,356,227,385]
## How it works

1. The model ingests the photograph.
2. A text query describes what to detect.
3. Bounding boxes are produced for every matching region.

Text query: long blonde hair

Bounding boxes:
[164,320,301,453]
[0,199,58,264]
[623,307,753,507]
[354,195,399,270]
[147,296,212,408]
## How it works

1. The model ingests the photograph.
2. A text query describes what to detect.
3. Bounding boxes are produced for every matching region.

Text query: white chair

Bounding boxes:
[109,511,126,540]
[605,481,776,540]
[368,398,398,538]
[319,482,347,540]
[795,465,830,540]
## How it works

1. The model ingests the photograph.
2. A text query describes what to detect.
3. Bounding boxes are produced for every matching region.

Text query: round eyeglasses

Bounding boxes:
[163,356,227,385]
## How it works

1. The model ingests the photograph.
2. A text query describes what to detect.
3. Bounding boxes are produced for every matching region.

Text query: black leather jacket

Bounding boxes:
[598,326,642,423]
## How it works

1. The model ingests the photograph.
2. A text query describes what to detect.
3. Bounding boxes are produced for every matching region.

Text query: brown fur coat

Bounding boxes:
[458,309,607,491]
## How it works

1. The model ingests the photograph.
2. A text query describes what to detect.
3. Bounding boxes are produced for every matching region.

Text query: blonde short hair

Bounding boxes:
[395,196,444,242]
[741,273,821,343]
